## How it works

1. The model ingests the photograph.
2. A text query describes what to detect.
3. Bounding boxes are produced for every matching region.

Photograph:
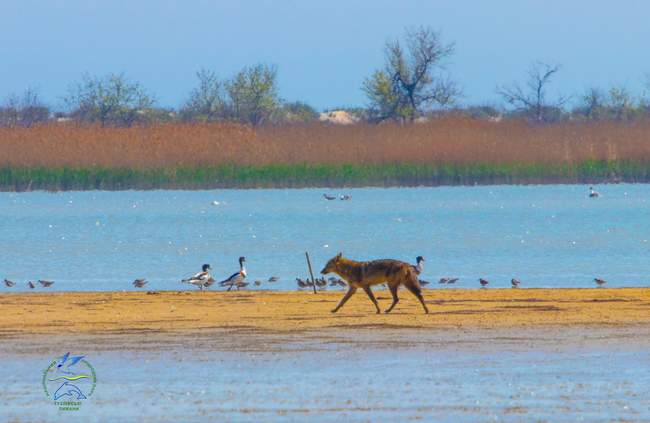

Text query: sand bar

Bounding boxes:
[1,288,649,336]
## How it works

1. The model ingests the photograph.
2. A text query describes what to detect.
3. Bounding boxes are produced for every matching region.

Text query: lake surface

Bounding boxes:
[2,328,649,422]
[2,185,650,291]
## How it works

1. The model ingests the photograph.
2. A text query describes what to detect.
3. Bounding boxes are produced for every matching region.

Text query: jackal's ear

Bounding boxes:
[336,252,342,260]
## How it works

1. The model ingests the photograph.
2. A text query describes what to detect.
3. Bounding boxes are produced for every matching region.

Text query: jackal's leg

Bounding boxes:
[331,287,357,313]
[384,284,399,313]
[362,286,381,314]
[404,282,429,314]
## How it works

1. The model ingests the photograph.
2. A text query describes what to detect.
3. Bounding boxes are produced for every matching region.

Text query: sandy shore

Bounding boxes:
[1,288,649,336]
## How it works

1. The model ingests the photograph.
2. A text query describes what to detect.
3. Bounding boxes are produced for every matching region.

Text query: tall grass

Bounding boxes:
[2,118,650,189]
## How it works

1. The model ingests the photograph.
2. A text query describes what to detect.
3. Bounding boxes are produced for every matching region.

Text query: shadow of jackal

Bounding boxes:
[320,253,429,314]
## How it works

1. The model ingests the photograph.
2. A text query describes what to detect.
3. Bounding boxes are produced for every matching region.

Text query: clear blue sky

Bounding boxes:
[1,0,649,110]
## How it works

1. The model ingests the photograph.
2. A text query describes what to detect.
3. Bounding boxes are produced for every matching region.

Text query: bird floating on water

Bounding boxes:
[594,278,607,287]
[219,257,247,291]
[38,280,54,288]
[323,194,336,200]
[132,279,148,288]
[254,280,262,286]
[4,279,15,287]
[511,278,521,288]
[589,187,600,198]
[340,194,352,201]
[479,278,490,288]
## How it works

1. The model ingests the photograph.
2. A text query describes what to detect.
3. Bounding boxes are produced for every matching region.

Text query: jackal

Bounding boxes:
[320,253,429,314]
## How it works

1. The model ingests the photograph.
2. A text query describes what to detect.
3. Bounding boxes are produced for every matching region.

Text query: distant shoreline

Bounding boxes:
[0,160,646,191]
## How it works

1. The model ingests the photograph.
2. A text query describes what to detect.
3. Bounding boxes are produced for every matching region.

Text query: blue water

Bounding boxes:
[2,185,650,291]
[2,330,649,422]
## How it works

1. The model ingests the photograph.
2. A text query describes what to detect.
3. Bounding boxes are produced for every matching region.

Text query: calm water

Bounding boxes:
[2,329,649,422]
[2,185,650,291]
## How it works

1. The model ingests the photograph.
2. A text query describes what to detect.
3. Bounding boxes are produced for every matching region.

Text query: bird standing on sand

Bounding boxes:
[594,278,607,287]
[511,278,521,288]
[268,276,279,283]
[219,257,247,291]
[296,278,308,288]
[38,280,54,288]
[411,256,425,275]
[479,278,489,288]
[589,187,600,198]
[4,279,15,287]
[182,264,213,291]
[27,281,35,289]
[446,278,459,284]
[132,279,148,288]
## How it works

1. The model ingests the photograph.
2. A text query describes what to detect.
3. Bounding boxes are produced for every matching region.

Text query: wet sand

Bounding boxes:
[1,287,649,336]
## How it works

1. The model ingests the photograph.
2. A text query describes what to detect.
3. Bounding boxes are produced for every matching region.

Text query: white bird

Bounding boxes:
[182,264,212,291]
[220,257,247,291]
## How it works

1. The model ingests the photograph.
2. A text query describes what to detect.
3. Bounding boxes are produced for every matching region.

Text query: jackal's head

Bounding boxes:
[320,252,342,274]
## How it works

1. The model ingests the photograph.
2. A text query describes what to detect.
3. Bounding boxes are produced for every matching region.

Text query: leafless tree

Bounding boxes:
[181,69,224,122]
[498,62,568,123]
[363,26,459,122]
[0,87,49,127]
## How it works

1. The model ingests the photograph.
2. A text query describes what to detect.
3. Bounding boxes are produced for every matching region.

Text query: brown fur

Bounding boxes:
[320,253,429,314]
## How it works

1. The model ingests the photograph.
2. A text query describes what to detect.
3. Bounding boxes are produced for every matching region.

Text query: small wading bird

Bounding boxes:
[268,276,279,283]
[38,280,54,288]
[589,186,600,198]
[511,278,521,288]
[132,279,148,288]
[182,264,212,291]
[219,257,247,291]
[594,278,607,287]
[4,279,15,287]
[479,278,490,288]
[27,281,35,289]
[254,280,262,286]
[323,194,337,200]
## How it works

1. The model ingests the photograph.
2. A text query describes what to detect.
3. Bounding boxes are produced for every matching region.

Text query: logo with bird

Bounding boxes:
[42,352,97,409]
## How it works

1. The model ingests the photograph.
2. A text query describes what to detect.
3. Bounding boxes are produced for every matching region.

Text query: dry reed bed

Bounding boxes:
[1,118,650,169]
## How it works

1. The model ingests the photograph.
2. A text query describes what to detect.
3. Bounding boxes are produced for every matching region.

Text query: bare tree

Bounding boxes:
[0,87,49,127]
[363,26,459,122]
[498,62,568,123]
[576,87,607,121]
[607,85,636,121]
[181,69,224,122]
[64,73,155,126]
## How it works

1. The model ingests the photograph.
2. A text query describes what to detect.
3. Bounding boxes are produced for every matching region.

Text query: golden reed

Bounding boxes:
[1,118,650,169]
